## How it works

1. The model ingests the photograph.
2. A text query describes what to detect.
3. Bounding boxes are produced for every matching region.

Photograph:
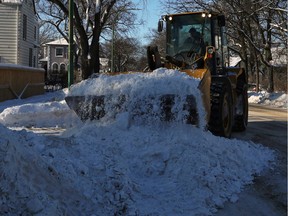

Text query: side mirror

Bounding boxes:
[158,20,163,32]
[218,15,226,27]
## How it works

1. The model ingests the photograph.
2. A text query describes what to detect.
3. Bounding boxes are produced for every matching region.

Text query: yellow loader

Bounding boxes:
[65,11,248,138]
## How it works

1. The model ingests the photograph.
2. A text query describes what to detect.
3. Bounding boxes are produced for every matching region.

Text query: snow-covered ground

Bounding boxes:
[248,90,287,109]
[0,69,285,215]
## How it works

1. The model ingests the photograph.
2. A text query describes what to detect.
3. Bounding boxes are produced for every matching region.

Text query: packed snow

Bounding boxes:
[248,91,287,109]
[0,69,279,215]
[68,69,206,127]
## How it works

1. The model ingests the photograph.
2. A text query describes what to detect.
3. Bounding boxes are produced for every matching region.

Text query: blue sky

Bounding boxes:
[132,0,163,45]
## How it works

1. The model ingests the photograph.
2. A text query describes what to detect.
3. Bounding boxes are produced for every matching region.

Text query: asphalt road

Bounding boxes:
[218,104,287,216]
[237,104,287,152]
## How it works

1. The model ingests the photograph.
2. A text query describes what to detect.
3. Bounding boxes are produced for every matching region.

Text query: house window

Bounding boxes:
[60,63,66,72]
[52,63,59,72]
[29,48,32,67]
[23,14,27,41]
[55,47,64,57]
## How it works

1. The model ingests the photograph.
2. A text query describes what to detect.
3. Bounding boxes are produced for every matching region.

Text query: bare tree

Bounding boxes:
[102,36,142,72]
[37,0,139,79]
[147,28,166,53]
[38,20,60,45]
[215,0,287,92]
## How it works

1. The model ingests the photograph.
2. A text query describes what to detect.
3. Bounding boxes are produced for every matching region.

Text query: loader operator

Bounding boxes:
[183,27,203,54]
[181,27,205,68]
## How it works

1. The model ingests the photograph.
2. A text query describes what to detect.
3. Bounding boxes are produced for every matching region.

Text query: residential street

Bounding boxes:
[218,104,287,216]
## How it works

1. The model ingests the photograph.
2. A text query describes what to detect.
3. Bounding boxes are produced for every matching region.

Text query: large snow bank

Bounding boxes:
[0,69,276,215]
[0,121,274,215]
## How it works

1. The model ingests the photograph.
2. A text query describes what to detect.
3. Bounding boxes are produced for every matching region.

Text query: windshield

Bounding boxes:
[166,13,212,57]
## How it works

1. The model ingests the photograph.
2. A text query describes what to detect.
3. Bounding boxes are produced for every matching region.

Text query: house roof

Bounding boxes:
[1,0,37,14]
[39,57,48,62]
[0,0,22,4]
[271,47,287,66]
[45,38,69,46]
[100,58,109,67]
[229,56,241,67]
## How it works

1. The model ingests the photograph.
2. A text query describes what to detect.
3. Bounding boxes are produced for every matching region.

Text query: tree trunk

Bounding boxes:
[255,53,260,93]
[266,15,273,93]
[80,34,101,79]
[81,55,90,80]
[91,40,100,74]
[267,66,274,93]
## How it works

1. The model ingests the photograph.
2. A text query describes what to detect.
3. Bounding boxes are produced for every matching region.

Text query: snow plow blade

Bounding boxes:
[65,94,198,125]
[65,95,126,121]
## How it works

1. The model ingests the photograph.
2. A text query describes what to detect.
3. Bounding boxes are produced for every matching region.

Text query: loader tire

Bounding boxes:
[209,82,233,138]
[233,80,248,131]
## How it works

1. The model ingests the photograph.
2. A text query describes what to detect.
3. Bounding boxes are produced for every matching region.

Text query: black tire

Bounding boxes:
[209,82,233,138]
[233,80,248,131]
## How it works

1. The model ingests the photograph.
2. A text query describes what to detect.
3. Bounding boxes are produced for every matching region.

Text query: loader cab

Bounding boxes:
[159,12,228,74]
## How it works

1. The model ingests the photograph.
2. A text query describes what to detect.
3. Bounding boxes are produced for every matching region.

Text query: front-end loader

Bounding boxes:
[65,11,248,138]
[146,11,248,137]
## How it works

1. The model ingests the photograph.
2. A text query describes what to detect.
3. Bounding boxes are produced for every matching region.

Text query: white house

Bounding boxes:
[0,0,39,67]
[39,38,110,84]
[39,38,69,85]
[40,38,69,73]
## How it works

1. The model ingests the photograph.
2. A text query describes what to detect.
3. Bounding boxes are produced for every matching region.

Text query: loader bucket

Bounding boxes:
[65,95,105,121]
[65,95,126,121]
[65,94,198,125]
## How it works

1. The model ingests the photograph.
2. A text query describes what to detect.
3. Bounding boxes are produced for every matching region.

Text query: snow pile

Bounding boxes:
[0,100,74,127]
[248,91,287,108]
[0,69,277,215]
[0,90,80,128]
[69,68,206,127]
[0,121,274,215]
[69,69,200,96]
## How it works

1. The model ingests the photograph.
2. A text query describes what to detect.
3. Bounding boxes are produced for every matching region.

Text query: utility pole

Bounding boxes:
[111,22,115,73]
[68,0,74,88]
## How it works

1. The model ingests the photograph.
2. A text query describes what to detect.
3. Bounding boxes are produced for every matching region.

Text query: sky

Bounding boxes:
[0,68,285,215]
[132,0,163,45]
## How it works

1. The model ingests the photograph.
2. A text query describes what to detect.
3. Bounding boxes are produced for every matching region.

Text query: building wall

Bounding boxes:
[0,2,18,64]
[47,45,68,71]
[17,0,39,67]
[0,0,39,67]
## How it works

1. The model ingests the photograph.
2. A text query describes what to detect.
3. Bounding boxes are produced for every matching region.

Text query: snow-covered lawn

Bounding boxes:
[248,91,287,108]
[0,69,284,215]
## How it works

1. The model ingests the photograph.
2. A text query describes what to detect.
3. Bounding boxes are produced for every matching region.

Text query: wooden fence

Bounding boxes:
[0,64,45,102]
